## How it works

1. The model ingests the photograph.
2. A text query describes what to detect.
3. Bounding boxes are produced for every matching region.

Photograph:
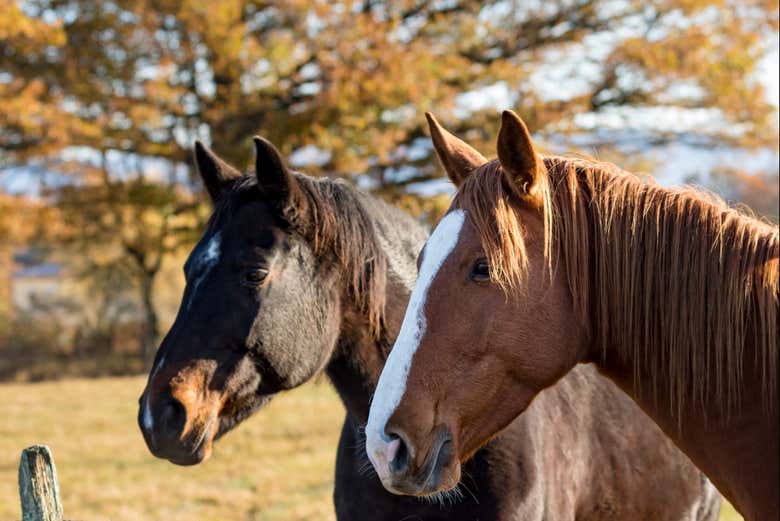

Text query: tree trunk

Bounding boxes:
[139,273,159,370]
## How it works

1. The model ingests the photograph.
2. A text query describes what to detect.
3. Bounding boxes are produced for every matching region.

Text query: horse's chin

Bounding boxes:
[165,423,215,466]
[431,462,462,498]
[381,463,462,499]
[166,442,212,466]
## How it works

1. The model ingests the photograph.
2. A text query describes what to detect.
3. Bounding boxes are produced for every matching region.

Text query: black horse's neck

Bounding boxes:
[324,194,426,424]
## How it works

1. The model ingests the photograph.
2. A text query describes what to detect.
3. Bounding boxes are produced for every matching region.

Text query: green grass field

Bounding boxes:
[1,376,743,520]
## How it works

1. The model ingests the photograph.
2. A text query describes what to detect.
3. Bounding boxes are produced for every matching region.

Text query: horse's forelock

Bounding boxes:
[452,159,554,292]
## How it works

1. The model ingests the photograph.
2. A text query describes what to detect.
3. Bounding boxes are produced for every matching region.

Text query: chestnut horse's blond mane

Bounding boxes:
[454,156,779,418]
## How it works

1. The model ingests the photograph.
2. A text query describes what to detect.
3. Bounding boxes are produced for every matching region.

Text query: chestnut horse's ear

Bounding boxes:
[497,110,541,196]
[194,141,242,203]
[253,136,297,204]
[425,112,487,187]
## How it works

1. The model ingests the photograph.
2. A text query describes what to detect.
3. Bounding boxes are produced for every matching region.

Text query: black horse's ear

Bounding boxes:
[253,136,296,204]
[496,110,541,197]
[193,141,242,203]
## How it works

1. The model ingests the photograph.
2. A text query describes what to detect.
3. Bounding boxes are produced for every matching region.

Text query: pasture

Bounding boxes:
[1,376,742,520]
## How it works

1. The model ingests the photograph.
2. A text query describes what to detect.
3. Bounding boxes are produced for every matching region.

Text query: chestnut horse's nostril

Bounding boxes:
[386,432,411,476]
[159,397,186,439]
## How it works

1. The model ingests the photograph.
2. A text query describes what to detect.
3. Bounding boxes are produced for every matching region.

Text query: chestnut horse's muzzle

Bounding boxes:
[369,424,458,496]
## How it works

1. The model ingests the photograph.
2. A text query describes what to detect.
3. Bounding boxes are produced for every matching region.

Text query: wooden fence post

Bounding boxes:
[18,445,63,521]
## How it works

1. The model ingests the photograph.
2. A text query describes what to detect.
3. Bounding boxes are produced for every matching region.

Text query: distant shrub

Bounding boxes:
[0,313,145,382]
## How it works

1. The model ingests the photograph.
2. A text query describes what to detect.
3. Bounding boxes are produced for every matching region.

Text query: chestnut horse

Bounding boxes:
[139,137,720,520]
[366,111,778,520]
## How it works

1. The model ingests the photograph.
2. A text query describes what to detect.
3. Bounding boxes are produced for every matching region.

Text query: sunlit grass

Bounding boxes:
[1,376,341,521]
[1,376,742,520]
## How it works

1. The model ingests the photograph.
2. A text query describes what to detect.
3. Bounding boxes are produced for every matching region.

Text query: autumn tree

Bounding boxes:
[54,167,205,363]
[4,1,777,170]
[1,0,777,362]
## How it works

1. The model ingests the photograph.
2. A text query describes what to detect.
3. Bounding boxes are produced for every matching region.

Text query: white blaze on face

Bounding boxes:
[142,355,166,432]
[142,231,222,435]
[143,231,222,433]
[365,209,466,477]
[186,231,222,311]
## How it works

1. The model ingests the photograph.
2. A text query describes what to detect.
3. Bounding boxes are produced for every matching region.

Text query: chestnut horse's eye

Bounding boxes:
[242,268,269,287]
[470,259,490,282]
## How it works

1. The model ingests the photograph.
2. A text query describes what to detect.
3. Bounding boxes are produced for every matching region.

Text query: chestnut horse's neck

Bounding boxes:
[325,194,426,424]
[553,160,780,519]
[597,339,778,520]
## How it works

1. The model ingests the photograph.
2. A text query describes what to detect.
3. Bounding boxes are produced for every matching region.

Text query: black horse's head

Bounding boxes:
[138,137,386,465]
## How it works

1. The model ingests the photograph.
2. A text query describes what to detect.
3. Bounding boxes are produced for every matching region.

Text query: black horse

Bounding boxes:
[138,137,720,520]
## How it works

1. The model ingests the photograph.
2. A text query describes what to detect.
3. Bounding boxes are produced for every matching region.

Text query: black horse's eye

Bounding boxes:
[470,258,490,282]
[242,268,269,287]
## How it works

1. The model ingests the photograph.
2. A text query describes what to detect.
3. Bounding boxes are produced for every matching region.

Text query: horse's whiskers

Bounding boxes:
[419,484,464,508]
[457,470,480,504]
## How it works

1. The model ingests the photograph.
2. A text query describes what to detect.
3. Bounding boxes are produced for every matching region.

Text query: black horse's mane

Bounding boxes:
[213,172,397,338]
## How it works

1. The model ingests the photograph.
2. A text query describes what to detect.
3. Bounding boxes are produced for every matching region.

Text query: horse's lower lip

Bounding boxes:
[167,453,203,466]
[166,441,209,466]
[165,420,215,466]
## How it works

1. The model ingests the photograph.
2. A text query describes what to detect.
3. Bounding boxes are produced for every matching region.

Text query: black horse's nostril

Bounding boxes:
[159,397,186,437]
[388,432,411,475]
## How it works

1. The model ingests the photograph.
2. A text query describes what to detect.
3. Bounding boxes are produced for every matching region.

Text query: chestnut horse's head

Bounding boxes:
[365,112,589,496]
[139,138,355,465]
